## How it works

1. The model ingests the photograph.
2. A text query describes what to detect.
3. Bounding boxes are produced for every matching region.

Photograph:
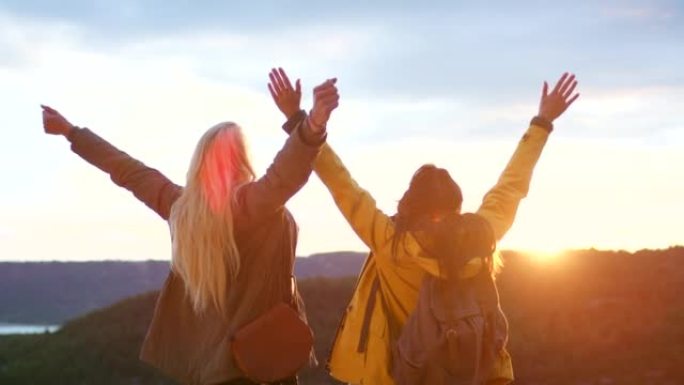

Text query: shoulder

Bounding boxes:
[233,187,296,227]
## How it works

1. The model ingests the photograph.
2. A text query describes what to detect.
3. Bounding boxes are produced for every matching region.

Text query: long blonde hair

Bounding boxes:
[169,122,255,314]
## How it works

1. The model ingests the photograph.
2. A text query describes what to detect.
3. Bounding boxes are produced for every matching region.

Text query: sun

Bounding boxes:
[523,248,566,264]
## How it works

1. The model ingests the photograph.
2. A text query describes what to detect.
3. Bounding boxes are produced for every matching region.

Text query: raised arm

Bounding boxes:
[269,69,481,278]
[236,76,339,221]
[41,105,182,220]
[315,142,395,251]
[476,73,580,240]
[235,118,324,221]
[268,68,394,251]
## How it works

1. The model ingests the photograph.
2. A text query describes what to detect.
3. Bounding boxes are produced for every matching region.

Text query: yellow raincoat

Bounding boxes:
[313,122,552,385]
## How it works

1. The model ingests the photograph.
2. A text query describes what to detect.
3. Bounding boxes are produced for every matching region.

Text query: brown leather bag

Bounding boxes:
[231,278,313,383]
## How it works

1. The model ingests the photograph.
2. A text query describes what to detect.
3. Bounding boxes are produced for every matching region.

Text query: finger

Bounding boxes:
[314,79,334,90]
[295,79,301,95]
[270,68,286,93]
[566,93,580,107]
[318,81,339,91]
[268,83,277,100]
[317,95,340,108]
[558,74,576,96]
[328,96,340,107]
[318,91,340,102]
[268,71,279,91]
[273,69,288,92]
[562,80,578,100]
[552,72,569,94]
[313,82,336,96]
[321,103,339,114]
[314,83,338,94]
[314,87,338,100]
[278,68,293,91]
[269,72,282,94]
[324,100,340,114]
[322,78,337,87]
[315,91,339,103]
[41,105,57,114]
[312,83,325,93]
[277,71,289,93]
[542,81,549,98]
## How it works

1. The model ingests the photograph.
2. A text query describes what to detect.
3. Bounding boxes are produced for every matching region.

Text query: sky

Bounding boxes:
[0,0,682,261]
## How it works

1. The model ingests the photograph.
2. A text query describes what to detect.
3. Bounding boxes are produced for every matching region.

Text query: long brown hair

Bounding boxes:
[392,165,497,278]
[169,122,255,314]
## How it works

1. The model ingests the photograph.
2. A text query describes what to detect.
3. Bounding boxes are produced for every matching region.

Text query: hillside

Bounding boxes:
[0,278,356,385]
[0,252,365,324]
[1,247,683,384]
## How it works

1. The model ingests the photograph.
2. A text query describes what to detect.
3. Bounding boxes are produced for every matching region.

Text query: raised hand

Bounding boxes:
[309,78,339,134]
[538,73,580,123]
[41,105,74,137]
[268,67,302,120]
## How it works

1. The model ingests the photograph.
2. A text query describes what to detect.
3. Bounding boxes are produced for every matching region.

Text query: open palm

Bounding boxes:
[538,73,580,122]
[268,68,301,120]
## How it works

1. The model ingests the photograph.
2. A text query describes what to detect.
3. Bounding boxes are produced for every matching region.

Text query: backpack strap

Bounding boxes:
[357,276,381,353]
[474,257,505,378]
[357,274,401,355]
[474,257,500,312]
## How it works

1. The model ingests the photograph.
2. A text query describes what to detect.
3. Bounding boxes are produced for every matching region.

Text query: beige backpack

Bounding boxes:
[391,266,509,385]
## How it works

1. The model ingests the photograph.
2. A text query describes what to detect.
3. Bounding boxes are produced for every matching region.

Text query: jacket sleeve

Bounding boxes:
[68,127,182,220]
[313,142,395,253]
[476,120,551,241]
[236,119,324,221]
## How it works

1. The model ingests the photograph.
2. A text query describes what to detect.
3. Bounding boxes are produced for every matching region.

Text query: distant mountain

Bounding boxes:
[294,251,366,278]
[0,261,169,324]
[0,252,366,324]
[1,247,683,385]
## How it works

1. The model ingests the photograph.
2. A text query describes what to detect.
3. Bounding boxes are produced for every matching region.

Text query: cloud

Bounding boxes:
[0,12,81,69]
[561,85,684,141]
[0,4,683,261]
[601,3,676,22]
[0,0,446,39]
[3,2,683,101]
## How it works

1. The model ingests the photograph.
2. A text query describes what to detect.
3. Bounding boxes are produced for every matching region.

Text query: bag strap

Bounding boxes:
[280,226,297,306]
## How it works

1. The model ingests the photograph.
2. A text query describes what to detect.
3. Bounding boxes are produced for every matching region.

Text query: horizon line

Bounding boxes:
[1,245,682,263]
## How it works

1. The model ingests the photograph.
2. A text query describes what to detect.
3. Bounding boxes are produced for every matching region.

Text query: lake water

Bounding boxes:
[0,323,60,335]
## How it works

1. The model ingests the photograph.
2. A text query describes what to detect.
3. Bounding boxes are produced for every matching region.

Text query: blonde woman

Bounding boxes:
[40,77,339,385]
[270,69,579,385]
